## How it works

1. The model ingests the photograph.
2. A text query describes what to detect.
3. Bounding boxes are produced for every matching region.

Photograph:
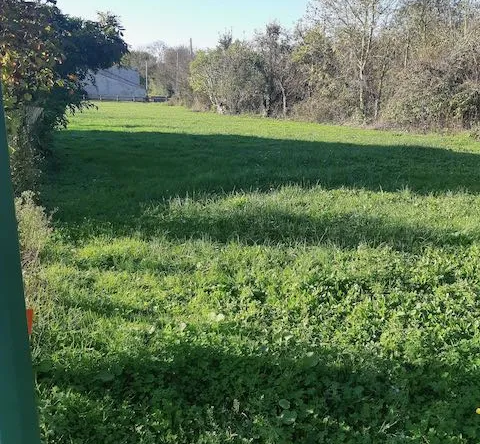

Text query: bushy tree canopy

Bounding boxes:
[1,0,128,192]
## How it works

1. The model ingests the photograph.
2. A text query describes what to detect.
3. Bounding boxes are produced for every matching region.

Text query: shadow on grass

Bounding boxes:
[37,130,480,442]
[37,340,479,443]
[44,131,480,235]
[141,206,475,250]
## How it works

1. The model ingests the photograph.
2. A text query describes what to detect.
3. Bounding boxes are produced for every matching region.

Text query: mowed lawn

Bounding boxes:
[38,103,480,443]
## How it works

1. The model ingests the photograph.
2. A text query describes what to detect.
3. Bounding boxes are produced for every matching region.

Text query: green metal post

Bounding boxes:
[0,84,42,443]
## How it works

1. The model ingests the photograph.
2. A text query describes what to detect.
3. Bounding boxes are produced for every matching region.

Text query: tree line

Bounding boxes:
[1,0,128,193]
[126,0,480,130]
[4,0,480,197]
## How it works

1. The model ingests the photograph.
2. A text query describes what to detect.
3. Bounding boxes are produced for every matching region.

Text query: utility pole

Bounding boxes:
[145,60,149,97]
[0,86,41,443]
[190,38,193,59]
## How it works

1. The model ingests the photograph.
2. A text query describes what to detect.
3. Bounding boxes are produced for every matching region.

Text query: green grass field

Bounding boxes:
[37,102,480,443]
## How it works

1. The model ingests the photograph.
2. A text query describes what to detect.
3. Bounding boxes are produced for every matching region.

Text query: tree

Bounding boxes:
[43,10,128,129]
[159,45,192,98]
[0,0,62,111]
[292,25,354,121]
[1,0,128,192]
[122,50,158,93]
[184,0,480,129]
[310,0,398,120]
[123,42,193,98]
[190,40,264,114]
[255,23,296,117]
[1,1,127,115]
[380,0,480,128]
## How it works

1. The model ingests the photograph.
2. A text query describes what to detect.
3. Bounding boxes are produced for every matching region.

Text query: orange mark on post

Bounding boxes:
[26,308,34,336]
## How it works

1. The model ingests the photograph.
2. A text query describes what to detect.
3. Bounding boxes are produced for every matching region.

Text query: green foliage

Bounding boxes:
[384,29,480,129]
[40,11,128,130]
[1,1,126,116]
[190,42,264,114]
[291,25,339,115]
[254,23,298,117]
[0,0,61,110]
[35,103,480,443]
[184,1,480,129]
[122,43,193,100]
[1,0,127,193]
[8,111,44,193]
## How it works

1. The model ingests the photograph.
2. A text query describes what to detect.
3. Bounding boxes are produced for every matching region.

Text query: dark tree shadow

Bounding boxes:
[140,206,475,250]
[43,130,480,246]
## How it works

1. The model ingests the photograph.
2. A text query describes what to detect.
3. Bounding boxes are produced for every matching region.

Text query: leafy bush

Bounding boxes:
[292,84,356,123]
[1,0,128,193]
[382,67,450,129]
[190,43,265,114]
[8,110,44,194]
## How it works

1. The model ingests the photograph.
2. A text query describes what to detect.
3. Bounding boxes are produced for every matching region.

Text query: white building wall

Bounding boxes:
[84,67,146,99]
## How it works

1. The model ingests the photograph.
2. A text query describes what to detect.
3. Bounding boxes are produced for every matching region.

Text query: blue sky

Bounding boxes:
[56,0,310,49]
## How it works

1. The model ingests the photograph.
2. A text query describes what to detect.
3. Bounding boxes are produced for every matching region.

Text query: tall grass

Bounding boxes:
[15,191,53,356]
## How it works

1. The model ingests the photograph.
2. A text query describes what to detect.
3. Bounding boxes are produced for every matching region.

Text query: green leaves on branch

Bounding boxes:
[1,0,128,193]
